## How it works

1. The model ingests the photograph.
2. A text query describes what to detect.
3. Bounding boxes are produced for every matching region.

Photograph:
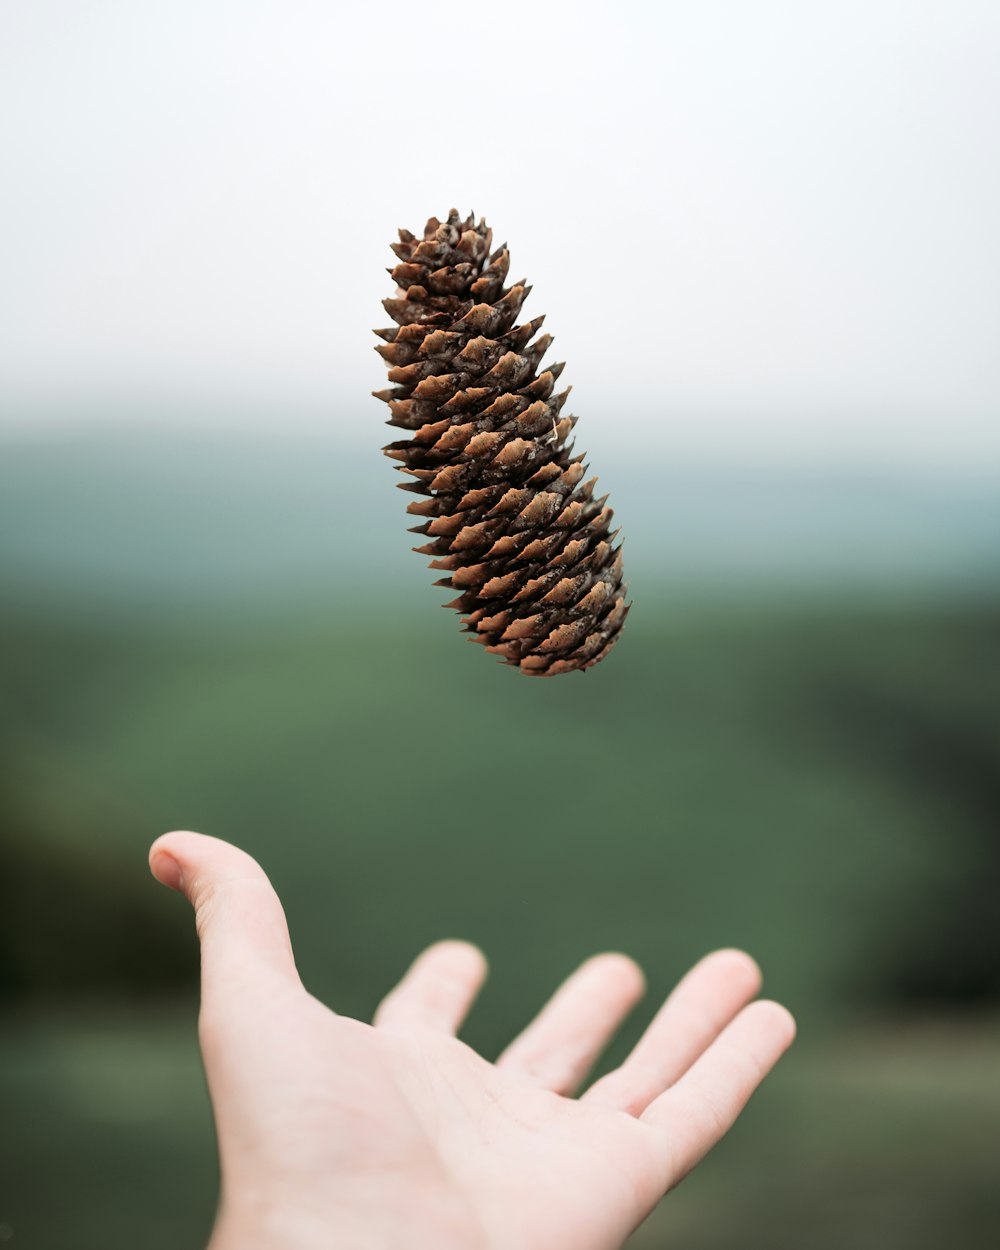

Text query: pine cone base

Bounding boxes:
[374,210,628,675]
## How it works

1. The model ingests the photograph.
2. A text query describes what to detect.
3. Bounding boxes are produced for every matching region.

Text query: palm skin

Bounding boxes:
[150,833,794,1250]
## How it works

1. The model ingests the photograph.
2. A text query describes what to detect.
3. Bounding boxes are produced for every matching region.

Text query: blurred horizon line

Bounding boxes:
[2,402,999,484]
[1,423,997,619]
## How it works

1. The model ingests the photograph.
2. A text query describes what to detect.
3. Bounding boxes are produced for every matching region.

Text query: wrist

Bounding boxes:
[208,1181,486,1250]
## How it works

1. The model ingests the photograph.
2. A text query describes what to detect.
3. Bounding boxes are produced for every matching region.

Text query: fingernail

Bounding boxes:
[150,851,184,892]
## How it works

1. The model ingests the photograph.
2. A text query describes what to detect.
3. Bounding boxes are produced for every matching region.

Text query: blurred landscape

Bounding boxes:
[1,422,998,1248]
[3,2,999,1244]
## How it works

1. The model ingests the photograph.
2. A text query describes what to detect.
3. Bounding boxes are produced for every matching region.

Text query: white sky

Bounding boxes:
[1,0,998,470]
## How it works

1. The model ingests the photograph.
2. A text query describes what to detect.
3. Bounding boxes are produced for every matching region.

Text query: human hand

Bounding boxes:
[149,831,795,1250]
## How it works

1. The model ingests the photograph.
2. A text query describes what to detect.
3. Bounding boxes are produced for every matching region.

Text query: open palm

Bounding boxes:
[150,832,794,1250]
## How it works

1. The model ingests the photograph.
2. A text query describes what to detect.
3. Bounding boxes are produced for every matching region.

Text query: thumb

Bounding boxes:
[149,830,299,995]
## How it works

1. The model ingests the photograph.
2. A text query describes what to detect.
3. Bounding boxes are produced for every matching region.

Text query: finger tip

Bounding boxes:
[751,999,797,1048]
[149,831,209,891]
[149,847,184,892]
[424,939,489,980]
[150,829,201,855]
[707,948,763,995]
[593,951,647,1000]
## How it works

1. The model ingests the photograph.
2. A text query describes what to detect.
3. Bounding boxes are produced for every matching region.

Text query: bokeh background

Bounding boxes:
[2,2,999,1247]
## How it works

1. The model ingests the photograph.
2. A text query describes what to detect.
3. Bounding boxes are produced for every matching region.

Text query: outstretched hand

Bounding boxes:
[149,831,794,1250]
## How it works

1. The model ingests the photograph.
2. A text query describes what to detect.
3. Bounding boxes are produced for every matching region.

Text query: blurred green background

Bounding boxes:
[1,427,998,1248]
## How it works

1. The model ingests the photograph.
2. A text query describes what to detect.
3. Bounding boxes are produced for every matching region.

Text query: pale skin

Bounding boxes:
[149,831,796,1250]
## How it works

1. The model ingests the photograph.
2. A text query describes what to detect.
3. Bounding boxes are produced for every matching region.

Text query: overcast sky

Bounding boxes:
[1,1,998,470]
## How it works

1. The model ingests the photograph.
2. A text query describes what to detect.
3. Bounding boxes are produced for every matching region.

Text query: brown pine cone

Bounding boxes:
[373,209,628,676]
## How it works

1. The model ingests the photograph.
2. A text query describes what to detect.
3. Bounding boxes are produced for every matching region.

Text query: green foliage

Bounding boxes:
[2,595,998,1026]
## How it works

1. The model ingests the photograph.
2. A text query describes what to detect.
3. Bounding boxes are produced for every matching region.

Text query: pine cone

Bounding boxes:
[373,210,628,676]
